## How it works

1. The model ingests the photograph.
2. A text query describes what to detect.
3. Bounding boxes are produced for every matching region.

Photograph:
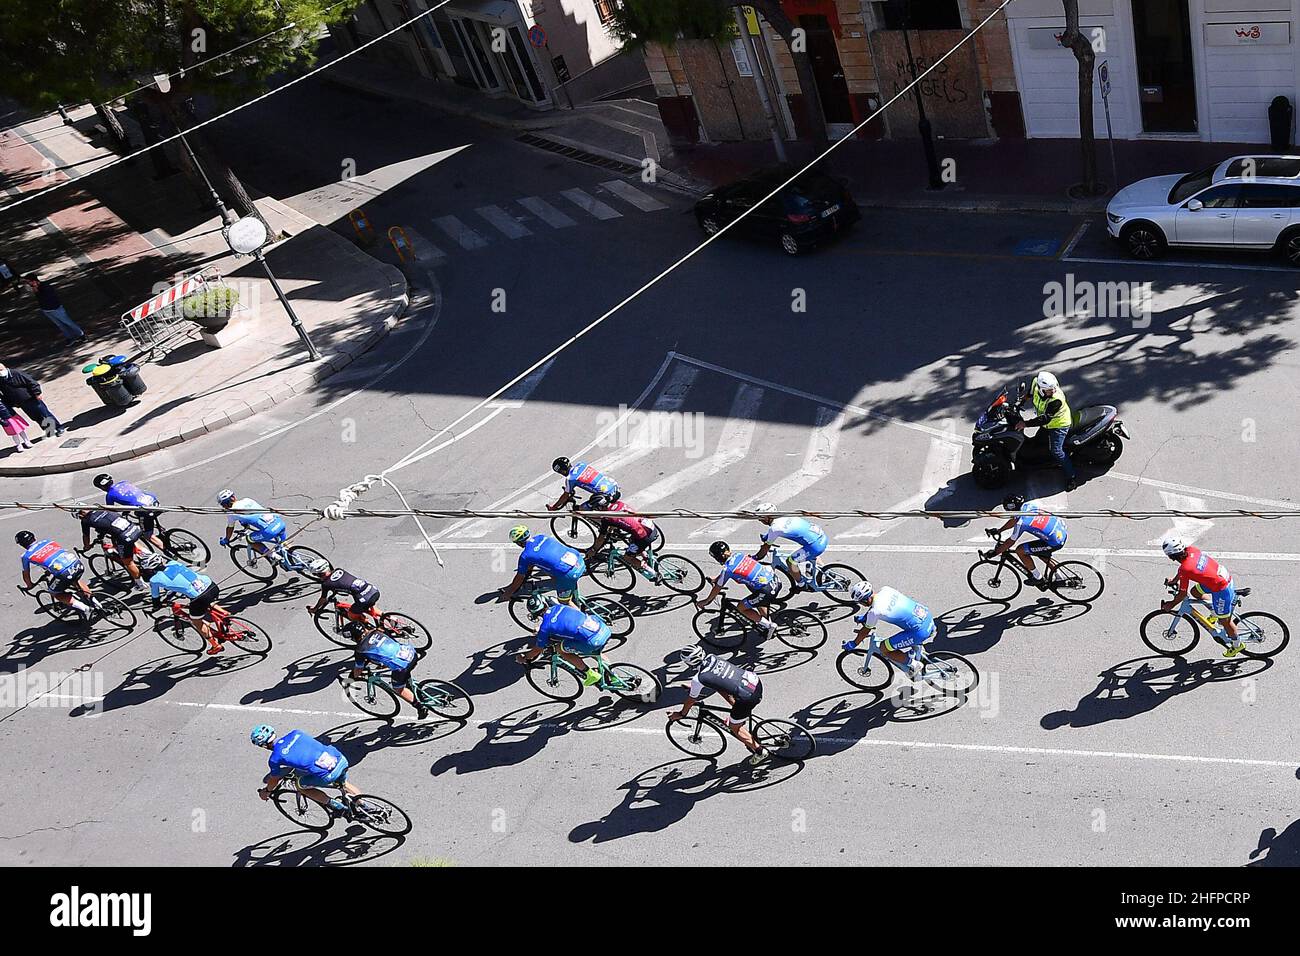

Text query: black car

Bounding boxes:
[694,164,860,255]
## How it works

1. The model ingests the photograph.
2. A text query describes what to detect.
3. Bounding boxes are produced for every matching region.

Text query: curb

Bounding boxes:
[856,195,1109,216]
[517,129,705,196]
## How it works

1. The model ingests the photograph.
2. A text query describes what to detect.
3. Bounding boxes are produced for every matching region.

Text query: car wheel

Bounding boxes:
[1120,222,1166,260]
[780,232,801,256]
[700,215,721,236]
[1278,229,1300,267]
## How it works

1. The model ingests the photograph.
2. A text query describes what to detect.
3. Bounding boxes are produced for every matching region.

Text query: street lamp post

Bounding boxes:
[896,1,944,191]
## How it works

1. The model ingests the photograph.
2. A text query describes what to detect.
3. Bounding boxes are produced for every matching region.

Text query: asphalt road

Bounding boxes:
[2,81,1298,867]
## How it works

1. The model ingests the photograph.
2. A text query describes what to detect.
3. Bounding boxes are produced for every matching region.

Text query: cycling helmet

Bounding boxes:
[1002,494,1026,511]
[509,525,530,544]
[217,489,236,507]
[93,473,114,491]
[551,457,571,476]
[753,502,775,518]
[849,580,874,603]
[708,540,731,563]
[588,493,612,511]
[306,557,331,576]
[678,644,706,668]
[1035,370,1059,395]
[1161,535,1187,559]
[15,530,35,548]
[249,724,275,747]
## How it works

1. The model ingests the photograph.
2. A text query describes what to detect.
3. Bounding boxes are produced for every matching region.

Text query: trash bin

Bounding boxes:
[86,363,134,408]
[101,354,147,396]
[83,362,112,407]
[1269,95,1293,150]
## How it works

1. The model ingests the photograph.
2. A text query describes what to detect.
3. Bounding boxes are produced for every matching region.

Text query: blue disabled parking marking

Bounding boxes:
[1015,238,1060,257]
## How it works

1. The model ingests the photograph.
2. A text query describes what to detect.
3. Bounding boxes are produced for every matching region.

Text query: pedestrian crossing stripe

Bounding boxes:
[475,205,531,239]
[433,215,489,250]
[517,195,575,229]
[561,187,621,220]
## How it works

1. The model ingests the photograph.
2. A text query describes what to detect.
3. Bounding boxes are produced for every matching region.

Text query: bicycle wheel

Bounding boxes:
[36,591,77,621]
[816,563,867,606]
[584,596,634,639]
[312,609,353,647]
[343,679,402,719]
[416,679,474,720]
[693,608,746,649]
[224,616,273,655]
[88,553,126,586]
[526,660,583,701]
[835,648,894,691]
[92,595,136,632]
[1139,610,1199,657]
[158,617,206,654]
[1047,560,1105,604]
[920,652,979,696]
[656,554,705,595]
[772,607,827,651]
[754,718,816,761]
[349,795,412,836]
[650,523,667,552]
[1237,612,1290,659]
[229,543,277,582]
[666,715,727,758]
[380,611,432,652]
[161,528,210,569]
[508,595,545,633]
[272,790,332,831]
[549,514,597,550]
[585,556,636,594]
[966,558,1022,602]
[285,546,329,578]
[606,663,661,704]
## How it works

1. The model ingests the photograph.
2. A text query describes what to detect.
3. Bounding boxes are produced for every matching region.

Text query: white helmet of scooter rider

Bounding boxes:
[1035,371,1059,395]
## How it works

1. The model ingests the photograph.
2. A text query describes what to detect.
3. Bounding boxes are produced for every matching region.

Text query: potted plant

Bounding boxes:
[181,285,239,332]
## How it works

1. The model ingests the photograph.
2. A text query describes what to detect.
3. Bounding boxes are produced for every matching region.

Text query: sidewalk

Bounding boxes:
[0,105,410,476]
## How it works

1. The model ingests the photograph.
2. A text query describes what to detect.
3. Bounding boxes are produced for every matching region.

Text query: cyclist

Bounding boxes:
[346,628,428,719]
[147,557,226,654]
[547,456,621,511]
[1161,535,1242,656]
[842,581,936,679]
[751,503,828,591]
[92,473,164,551]
[668,646,769,766]
[75,507,147,592]
[696,540,779,634]
[304,559,381,638]
[499,525,585,607]
[217,489,287,560]
[581,493,656,573]
[987,493,1068,589]
[16,530,94,622]
[515,600,609,687]
[252,724,361,816]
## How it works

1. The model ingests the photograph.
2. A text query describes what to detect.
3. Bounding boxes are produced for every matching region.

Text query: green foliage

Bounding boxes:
[606,0,737,49]
[181,285,239,319]
[0,1,363,109]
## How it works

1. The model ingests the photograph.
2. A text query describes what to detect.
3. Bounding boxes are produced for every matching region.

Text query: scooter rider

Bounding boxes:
[1019,370,1076,491]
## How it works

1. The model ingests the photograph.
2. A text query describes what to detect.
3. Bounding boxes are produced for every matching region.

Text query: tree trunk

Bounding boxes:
[93,102,130,154]
[1060,1,1099,195]
[743,0,830,146]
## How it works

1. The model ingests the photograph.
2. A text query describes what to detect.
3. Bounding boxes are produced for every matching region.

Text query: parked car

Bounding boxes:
[1106,155,1300,265]
[694,164,860,255]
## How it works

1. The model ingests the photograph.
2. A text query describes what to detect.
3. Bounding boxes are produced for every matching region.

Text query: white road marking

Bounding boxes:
[433,215,489,250]
[561,187,621,220]
[694,406,844,537]
[1146,491,1214,548]
[405,227,447,262]
[841,420,961,539]
[1059,220,1089,259]
[488,359,554,409]
[476,204,532,239]
[600,179,668,212]
[517,195,575,229]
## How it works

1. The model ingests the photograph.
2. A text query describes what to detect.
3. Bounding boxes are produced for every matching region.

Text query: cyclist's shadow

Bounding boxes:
[447,635,536,698]
[233,826,406,866]
[0,616,128,671]
[428,699,576,776]
[70,648,260,716]
[791,690,891,757]
[1042,653,1271,730]
[937,598,1091,656]
[239,649,343,706]
[1249,787,1300,866]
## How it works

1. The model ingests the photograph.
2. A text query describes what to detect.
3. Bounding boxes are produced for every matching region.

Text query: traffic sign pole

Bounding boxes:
[1099,60,1119,193]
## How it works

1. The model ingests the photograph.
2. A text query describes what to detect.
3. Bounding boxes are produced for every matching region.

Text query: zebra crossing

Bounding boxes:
[417,180,673,260]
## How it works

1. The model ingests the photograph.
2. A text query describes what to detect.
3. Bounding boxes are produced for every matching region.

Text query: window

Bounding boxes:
[1168,164,1217,204]
[1239,184,1300,209]
[1190,184,1241,209]
[595,0,620,26]
[1227,157,1300,179]
[874,0,963,30]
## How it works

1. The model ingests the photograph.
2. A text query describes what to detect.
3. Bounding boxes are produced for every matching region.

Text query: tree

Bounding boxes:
[608,0,829,146]
[0,1,362,219]
[1059,0,1099,195]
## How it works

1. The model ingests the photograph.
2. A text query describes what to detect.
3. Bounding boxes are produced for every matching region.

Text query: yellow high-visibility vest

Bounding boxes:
[1032,381,1072,429]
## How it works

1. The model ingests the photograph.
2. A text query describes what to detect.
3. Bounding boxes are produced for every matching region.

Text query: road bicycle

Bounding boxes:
[152,513,211,569]
[836,633,979,697]
[666,701,815,762]
[583,543,704,595]
[966,529,1104,604]
[311,598,432,651]
[767,546,866,606]
[549,499,666,553]
[268,777,412,836]
[157,600,272,655]
[18,577,136,633]
[1140,582,1288,659]
[691,592,825,651]
[340,660,474,722]
[225,528,329,584]
[523,642,661,703]
[508,573,634,638]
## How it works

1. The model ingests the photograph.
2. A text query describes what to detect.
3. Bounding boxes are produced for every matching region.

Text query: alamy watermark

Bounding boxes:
[0,667,103,715]
[1043,273,1152,328]
[594,405,706,458]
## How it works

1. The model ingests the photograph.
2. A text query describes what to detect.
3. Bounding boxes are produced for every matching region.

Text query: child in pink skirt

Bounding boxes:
[1,399,34,452]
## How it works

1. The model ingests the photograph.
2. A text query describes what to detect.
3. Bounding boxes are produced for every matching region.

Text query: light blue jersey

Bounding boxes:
[149,561,212,602]
[1013,503,1067,547]
[854,586,934,640]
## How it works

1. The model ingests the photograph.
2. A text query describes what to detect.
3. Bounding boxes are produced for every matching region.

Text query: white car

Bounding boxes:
[1105,155,1300,265]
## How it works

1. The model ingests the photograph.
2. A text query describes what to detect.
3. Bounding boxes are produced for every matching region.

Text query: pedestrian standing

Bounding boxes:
[0,397,34,453]
[0,364,66,437]
[22,275,85,343]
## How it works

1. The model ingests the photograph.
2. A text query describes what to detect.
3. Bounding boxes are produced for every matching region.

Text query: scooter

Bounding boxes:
[971,381,1129,489]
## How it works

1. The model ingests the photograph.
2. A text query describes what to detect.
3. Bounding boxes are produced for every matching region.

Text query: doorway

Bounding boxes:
[799,15,854,130]
[1131,0,1197,133]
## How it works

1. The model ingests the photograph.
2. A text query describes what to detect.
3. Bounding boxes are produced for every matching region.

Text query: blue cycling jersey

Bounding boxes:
[355,632,418,672]
[21,539,80,578]
[854,586,933,636]
[517,534,584,578]
[149,561,211,602]
[718,552,776,592]
[1013,503,1067,547]
[536,604,606,646]
[225,498,282,534]
[268,730,345,781]
[106,480,158,509]
[565,461,619,497]
[760,516,827,549]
